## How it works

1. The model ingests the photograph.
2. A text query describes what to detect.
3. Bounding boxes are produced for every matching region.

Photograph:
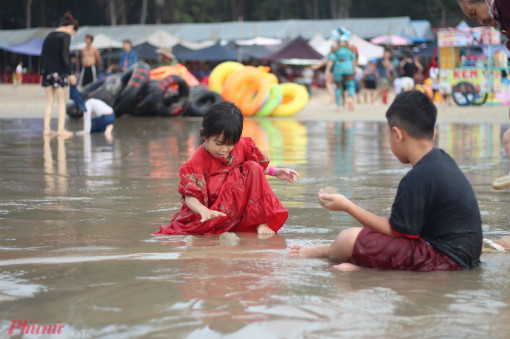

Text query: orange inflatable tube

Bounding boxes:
[223,67,270,116]
[150,64,199,86]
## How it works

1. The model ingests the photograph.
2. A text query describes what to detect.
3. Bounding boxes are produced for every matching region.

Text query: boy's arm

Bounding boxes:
[343,201,393,236]
[318,190,393,236]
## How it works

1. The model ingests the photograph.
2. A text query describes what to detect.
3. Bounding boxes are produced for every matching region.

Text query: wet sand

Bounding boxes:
[1,84,510,337]
[1,84,509,123]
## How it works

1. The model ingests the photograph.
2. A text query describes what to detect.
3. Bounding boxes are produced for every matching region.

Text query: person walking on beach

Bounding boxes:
[376,49,392,104]
[302,65,314,96]
[153,101,299,236]
[457,0,510,189]
[399,53,423,92]
[327,26,357,111]
[14,62,23,86]
[363,60,378,104]
[79,34,101,87]
[40,12,79,138]
[119,40,137,72]
[289,91,483,272]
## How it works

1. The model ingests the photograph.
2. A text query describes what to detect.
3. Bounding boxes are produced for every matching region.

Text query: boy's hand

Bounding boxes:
[275,168,299,184]
[69,74,77,85]
[199,209,226,223]
[318,188,351,211]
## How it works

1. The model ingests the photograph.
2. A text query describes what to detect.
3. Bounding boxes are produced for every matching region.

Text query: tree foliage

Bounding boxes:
[0,0,466,29]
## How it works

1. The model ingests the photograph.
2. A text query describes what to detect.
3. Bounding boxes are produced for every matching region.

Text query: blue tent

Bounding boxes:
[176,42,245,61]
[3,37,44,56]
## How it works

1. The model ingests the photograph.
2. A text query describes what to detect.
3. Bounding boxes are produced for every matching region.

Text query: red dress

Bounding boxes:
[154,137,288,235]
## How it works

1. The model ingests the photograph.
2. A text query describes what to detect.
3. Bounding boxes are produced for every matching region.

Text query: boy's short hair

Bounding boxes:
[385,90,437,140]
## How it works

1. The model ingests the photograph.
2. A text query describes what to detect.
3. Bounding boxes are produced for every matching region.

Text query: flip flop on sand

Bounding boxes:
[483,238,507,253]
[492,174,510,190]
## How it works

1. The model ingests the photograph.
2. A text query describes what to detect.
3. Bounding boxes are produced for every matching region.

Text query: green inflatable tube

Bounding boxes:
[254,84,283,117]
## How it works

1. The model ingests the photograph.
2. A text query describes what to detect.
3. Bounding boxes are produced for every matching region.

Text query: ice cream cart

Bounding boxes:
[438,27,507,106]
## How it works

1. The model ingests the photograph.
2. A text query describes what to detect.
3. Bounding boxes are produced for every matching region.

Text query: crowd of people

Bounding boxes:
[305,37,448,111]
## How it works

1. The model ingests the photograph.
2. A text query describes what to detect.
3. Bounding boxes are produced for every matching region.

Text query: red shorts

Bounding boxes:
[351,227,462,272]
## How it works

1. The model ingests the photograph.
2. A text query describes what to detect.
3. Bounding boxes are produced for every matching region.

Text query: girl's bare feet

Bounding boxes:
[257,223,275,234]
[288,243,328,258]
[335,106,341,113]
[57,130,73,138]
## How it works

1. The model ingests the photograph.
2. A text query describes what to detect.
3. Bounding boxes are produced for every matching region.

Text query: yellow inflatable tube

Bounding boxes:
[208,61,244,94]
[271,83,309,117]
[257,65,279,85]
[223,67,270,116]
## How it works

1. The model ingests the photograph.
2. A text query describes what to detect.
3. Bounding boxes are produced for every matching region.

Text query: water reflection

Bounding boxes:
[437,123,501,163]
[43,136,68,196]
[0,117,509,337]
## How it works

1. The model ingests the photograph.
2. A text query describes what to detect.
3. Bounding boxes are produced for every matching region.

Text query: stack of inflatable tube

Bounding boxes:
[185,85,223,117]
[133,74,190,116]
[150,64,200,87]
[208,61,308,117]
[67,62,199,117]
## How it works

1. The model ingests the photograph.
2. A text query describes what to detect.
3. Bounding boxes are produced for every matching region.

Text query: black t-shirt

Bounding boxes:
[402,61,417,78]
[389,148,482,268]
[40,31,72,75]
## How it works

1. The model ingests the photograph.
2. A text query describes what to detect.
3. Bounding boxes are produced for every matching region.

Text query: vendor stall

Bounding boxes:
[438,27,507,106]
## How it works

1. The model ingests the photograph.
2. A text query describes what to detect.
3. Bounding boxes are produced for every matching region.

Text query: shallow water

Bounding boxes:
[0,117,509,338]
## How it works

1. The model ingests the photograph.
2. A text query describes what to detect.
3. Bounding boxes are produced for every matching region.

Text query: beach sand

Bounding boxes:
[1,84,508,123]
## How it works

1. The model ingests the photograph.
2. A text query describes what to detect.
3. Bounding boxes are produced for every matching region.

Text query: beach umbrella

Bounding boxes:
[370,35,412,46]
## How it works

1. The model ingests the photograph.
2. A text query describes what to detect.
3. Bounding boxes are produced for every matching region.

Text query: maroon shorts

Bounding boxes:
[351,227,462,272]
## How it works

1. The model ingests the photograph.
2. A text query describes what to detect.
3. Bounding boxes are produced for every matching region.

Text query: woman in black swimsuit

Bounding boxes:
[40,12,79,137]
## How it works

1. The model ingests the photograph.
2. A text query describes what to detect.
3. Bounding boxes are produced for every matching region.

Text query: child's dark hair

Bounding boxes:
[200,101,243,145]
[61,12,79,31]
[385,90,436,140]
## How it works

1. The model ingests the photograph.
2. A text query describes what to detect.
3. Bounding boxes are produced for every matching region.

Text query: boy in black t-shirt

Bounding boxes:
[289,90,483,271]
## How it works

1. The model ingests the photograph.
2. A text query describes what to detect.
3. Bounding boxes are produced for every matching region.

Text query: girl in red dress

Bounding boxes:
[154,101,299,235]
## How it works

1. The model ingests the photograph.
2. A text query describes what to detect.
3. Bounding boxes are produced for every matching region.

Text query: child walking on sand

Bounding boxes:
[289,91,483,271]
[154,101,299,235]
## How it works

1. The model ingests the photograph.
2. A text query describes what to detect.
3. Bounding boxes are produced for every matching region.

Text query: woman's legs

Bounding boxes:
[344,74,355,111]
[55,87,73,137]
[334,81,343,112]
[43,87,55,136]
